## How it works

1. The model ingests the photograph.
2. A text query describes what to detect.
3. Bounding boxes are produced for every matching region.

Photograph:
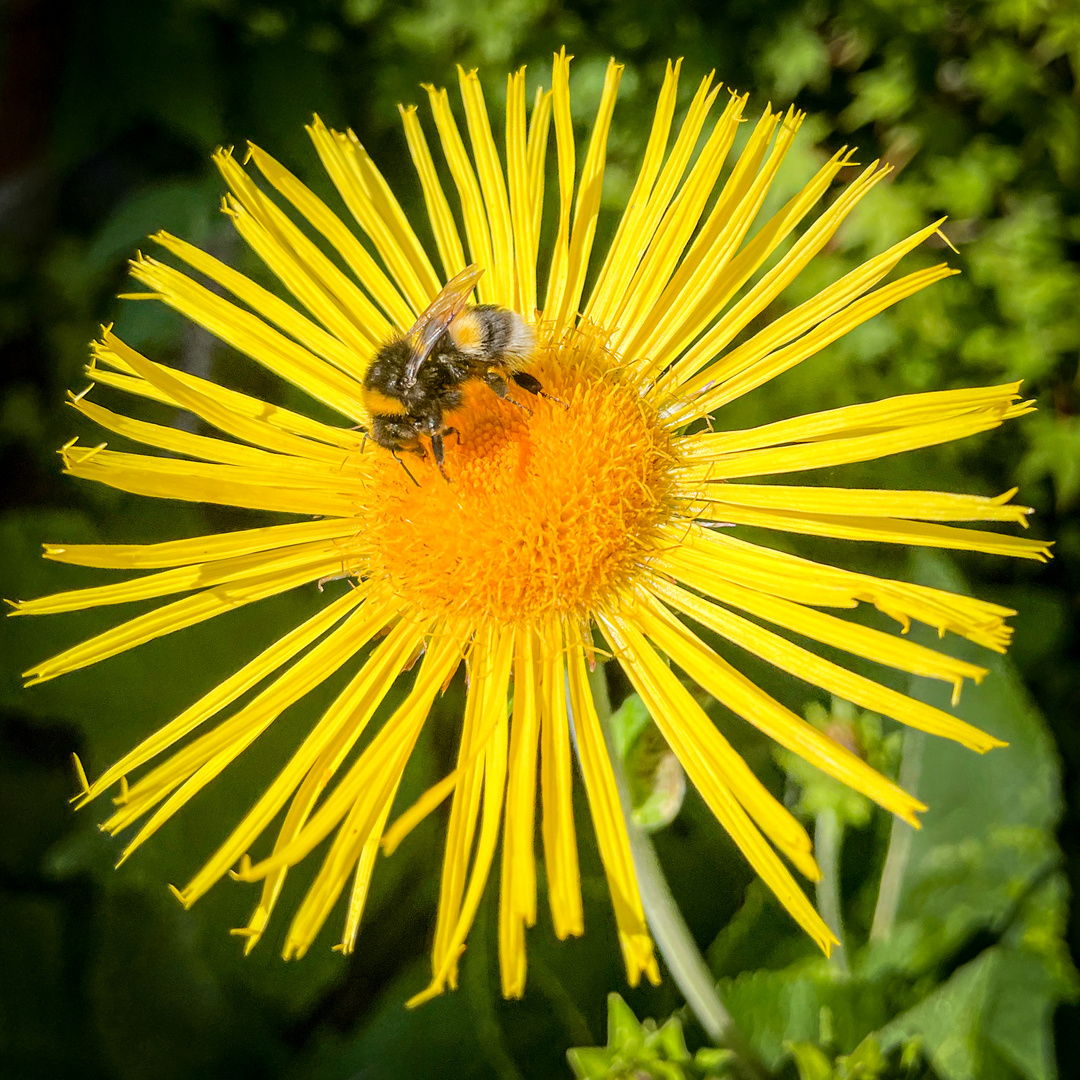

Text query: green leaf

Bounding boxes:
[717,961,891,1071]
[864,550,1068,976]
[787,1041,835,1080]
[568,994,696,1080]
[609,693,686,832]
[877,945,1059,1080]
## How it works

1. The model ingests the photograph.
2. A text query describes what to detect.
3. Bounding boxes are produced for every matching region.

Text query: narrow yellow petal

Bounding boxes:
[23,550,346,685]
[237,627,466,881]
[676,483,1032,526]
[539,613,583,938]
[305,120,442,314]
[499,623,542,998]
[152,229,370,377]
[15,537,360,617]
[565,622,659,987]
[612,90,753,354]
[176,611,423,908]
[381,770,457,857]
[423,83,496,305]
[541,48,575,323]
[430,625,514,983]
[221,193,384,355]
[399,104,468,282]
[336,796,395,955]
[506,68,537,316]
[583,58,682,325]
[282,762,405,959]
[100,330,351,464]
[61,444,360,517]
[278,628,466,958]
[623,106,805,363]
[69,394,324,473]
[684,500,1050,561]
[458,67,516,308]
[676,383,1029,461]
[76,587,369,807]
[651,562,984,702]
[597,611,836,954]
[636,582,926,823]
[597,607,819,880]
[548,57,623,329]
[112,600,393,862]
[655,574,1005,752]
[128,254,369,424]
[246,139,416,332]
[684,411,1031,482]
[666,261,957,426]
[43,517,361,571]
[525,85,553,247]
[414,671,510,1005]
[88,344,365,451]
[589,72,727,331]
[654,524,863,610]
[646,153,883,383]
[666,524,1017,653]
[215,146,398,342]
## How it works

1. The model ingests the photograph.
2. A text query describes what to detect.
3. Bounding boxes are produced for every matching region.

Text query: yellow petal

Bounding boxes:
[683,499,1050,561]
[43,517,362,571]
[541,48,575,326]
[548,58,623,329]
[597,611,836,954]
[650,562,984,703]
[76,586,369,807]
[458,66,516,308]
[423,83,496,306]
[623,106,806,365]
[565,621,659,987]
[88,343,365,450]
[176,610,423,910]
[499,623,542,998]
[583,58,683,326]
[399,103,468,282]
[539,613,583,938]
[655,574,1005,752]
[23,551,346,685]
[636,581,926,823]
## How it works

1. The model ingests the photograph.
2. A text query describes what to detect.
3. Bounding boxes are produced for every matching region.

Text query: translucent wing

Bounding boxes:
[404,264,486,385]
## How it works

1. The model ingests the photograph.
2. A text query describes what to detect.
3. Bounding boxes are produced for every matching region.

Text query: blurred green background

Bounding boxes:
[1,1,1078,1077]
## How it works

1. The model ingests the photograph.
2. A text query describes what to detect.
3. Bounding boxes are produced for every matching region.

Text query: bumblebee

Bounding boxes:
[361,265,543,480]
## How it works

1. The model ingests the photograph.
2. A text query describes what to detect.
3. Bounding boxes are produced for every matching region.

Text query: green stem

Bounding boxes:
[584,664,767,1079]
[814,807,848,974]
[870,728,925,942]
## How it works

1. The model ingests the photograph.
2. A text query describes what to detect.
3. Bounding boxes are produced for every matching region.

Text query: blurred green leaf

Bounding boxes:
[716,962,891,1072]
[609,693,686,833]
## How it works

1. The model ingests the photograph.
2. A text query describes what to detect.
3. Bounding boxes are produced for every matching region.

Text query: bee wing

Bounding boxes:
[404,264,486,385]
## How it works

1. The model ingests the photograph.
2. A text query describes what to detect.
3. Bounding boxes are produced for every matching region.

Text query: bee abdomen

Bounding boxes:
[451,306,535,369]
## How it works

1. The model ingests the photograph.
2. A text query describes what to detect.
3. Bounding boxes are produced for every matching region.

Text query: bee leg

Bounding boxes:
[391,448,420,487]
[510,370,568,410]
[431,432,453,483]
[484,371,532,414]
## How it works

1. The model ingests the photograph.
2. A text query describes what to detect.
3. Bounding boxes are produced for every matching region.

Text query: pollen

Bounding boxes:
[359,328,675,623]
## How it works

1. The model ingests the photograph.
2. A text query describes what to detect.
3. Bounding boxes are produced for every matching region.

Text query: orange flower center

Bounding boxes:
[358,329,674,623]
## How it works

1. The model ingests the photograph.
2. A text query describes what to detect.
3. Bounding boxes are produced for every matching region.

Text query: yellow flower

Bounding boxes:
[16,51,1048,1005]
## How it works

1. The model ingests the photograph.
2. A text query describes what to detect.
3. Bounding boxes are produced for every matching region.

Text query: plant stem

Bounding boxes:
[584,664,767,1079]
[814,807,848,974]
[870,728,925,942]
